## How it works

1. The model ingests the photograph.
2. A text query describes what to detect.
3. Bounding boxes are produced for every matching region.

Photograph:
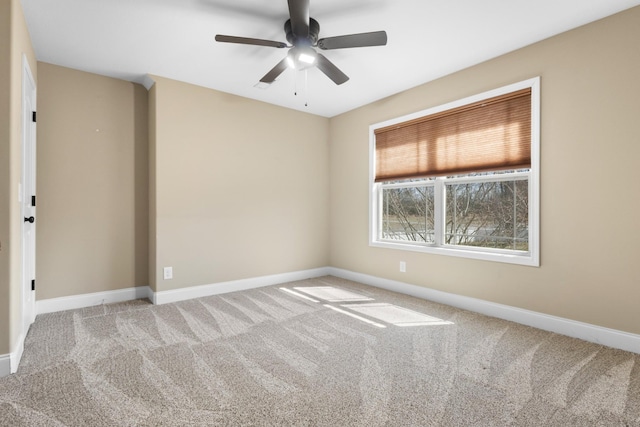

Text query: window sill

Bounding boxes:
[370,240,539,267]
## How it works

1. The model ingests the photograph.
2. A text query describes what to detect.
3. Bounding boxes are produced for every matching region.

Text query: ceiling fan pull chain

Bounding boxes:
[304,69,309,107]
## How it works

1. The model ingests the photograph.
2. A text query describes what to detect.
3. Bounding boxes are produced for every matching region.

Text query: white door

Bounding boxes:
[21,56,37,333]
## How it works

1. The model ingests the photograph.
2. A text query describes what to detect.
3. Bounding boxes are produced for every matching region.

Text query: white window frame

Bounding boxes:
[369,77,540,267]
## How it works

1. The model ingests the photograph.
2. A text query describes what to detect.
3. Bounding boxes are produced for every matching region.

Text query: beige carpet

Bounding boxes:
[0,276,639,426]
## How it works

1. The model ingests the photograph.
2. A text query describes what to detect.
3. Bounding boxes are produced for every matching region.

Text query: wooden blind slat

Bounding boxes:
[375,88,531,182]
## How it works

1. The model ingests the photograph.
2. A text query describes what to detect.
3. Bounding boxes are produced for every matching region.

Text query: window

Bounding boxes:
[370,78,539,266]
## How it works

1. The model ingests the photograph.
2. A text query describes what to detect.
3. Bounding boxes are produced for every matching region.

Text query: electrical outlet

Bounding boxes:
[163,267,173,280]
[399,261,406,273]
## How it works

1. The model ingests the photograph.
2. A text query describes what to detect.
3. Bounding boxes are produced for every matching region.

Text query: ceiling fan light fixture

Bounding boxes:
[286,47,317,69]
[298,52,316,65]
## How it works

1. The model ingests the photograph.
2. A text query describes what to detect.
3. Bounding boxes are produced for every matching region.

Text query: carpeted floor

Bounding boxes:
[0,276,639,426]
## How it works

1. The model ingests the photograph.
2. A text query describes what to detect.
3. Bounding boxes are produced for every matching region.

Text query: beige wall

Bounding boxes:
[151,76,330,291]
[35,67,330,298]
[329,7,640,335]
[0,0,37,355]
[36,63,148,299]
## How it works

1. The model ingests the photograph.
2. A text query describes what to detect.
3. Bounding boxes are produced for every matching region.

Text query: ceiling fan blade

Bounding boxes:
[287,0,309,39]
[215,35,287,49]
[317,31,387,50]
[259,58,289,83]
[315,54,349,85]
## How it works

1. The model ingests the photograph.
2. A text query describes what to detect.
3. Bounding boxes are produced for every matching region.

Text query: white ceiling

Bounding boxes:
[21,0,640,117]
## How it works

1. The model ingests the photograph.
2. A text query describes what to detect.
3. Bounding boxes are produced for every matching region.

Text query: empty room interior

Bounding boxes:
[1,0,640,425]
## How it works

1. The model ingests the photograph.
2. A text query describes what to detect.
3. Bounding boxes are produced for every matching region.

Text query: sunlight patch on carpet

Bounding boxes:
[324,305,386,328]
[342,303,454,327]
[279,287,320,303]
[293,286,374,302]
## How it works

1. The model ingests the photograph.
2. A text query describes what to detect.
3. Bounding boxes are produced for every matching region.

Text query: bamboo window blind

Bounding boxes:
[374,88,532,182]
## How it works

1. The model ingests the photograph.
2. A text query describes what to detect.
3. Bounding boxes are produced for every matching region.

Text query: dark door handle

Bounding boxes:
[24,216,35,223]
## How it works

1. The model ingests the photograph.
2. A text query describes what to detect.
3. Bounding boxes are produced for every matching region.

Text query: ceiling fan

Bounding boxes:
[215,0,387,86]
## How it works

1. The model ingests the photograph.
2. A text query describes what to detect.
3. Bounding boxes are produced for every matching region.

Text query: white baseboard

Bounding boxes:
[0,333,25,378]
[151,267,331,305]
[10,332,25,374]
[0,353,10,377]
[34,268,331,312]
[327,267,640,355]
[36,286,153,315]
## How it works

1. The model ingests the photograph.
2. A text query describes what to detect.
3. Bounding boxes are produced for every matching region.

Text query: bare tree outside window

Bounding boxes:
[381,186,434,243]
[445,178,528,251]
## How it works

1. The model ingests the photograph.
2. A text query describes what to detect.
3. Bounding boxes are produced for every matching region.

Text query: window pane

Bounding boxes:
[445,179,528,251]
[381,186,434,243]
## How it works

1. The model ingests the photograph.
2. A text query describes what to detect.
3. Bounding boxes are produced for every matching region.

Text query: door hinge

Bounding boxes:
[32,111,36,122]
[31,195,36,207]
[31,279,35,291]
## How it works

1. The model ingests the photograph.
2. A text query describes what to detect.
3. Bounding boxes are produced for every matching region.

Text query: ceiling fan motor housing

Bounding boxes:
[285,18,320,46]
